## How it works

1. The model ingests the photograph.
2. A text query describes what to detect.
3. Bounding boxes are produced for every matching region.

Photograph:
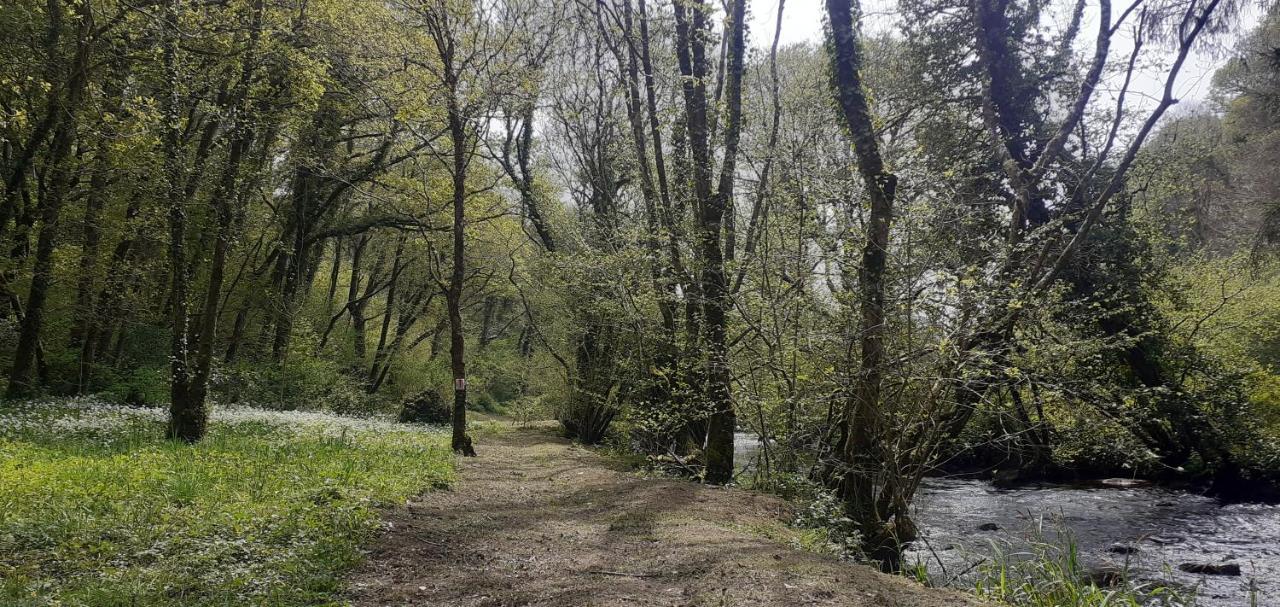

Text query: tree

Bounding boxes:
[671,0,747,483]
[7,0,96,397]
[823,0,904,568]
[403,0,530,455]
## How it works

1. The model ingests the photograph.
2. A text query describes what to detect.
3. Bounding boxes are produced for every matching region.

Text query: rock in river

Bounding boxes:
[1178,562,1242,576]
[1100,478,1151,488]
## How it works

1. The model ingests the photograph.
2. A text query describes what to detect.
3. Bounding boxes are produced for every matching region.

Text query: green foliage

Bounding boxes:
[0,397,453,606]
[506,396,550,425]
[469,348,526,404]
[397,390,451,424]
[967,530,1194,607]
[1153,256,1280,474]
[216,356,376,415]
[753,474,863,560]
[101,367,171,408]
[1047,413,1160,476]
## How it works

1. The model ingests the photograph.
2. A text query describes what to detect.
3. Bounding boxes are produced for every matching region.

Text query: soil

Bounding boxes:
[345,424,980,607]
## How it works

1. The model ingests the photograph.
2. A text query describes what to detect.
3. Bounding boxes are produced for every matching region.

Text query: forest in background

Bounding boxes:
[2,0,1280,569]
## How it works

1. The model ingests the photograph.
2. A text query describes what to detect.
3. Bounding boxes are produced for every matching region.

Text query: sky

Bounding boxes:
[746,0,1262,109]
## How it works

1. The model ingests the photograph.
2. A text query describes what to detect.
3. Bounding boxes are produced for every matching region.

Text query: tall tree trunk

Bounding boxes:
[673,0,743,484]
[168,0,264,440]
[271,99,339,361]
[428,314,448,360]
[369,236,405,386]
[272,172,308,361]
[71,58,130,393]
[224,305,249,363]
[637,0,687,334]
[188,123,253,410]
[513,106,556,252]
[619,0,676,340]
[8,0,94,397]
[71,143,111,392]
[0,0,71,245]
[163,0,203,442]
[370,289,429,393]
[477,295,494,350]
[348,242,388,363]
[445,77,474,456]
[826,0,905,569]
[732,0,786,295]
[326,236,343,314]
[88,191,145,369]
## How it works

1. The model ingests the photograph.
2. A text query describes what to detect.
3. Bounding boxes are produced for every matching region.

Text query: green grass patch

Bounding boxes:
[910,525,1198,607]
[0,397,453,606]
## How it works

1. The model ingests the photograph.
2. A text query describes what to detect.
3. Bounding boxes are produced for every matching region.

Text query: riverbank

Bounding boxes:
[925,441,1280,504]
[345,424,976,606]
[735,431,1274,606]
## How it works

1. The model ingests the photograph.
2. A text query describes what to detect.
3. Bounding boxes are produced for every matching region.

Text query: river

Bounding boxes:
[734,433,1278,606]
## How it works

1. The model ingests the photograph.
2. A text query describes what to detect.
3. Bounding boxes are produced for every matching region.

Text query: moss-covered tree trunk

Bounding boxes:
[672,0,744,484]
[825,0,907,569]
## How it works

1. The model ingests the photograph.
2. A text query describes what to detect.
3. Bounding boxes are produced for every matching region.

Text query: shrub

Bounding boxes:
[472,391,498,413]
[756,473,863,560]
[100,365,170,407]
[557,385,620,445]
[508,396,548,425]
[398,390,451,424]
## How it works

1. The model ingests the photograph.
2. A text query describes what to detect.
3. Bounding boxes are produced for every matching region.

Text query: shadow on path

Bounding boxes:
[344,424,975,607]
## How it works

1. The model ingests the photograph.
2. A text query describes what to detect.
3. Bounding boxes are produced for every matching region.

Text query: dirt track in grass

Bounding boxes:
[344,424,979,607]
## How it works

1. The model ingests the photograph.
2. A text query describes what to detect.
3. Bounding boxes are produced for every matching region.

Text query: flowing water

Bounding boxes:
[734,433,1279,606]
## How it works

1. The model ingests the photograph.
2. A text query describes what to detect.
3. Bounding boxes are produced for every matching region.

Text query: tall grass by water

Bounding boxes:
[908,522,1200,607]
[967,539,1194,607]
[0,397,453,606]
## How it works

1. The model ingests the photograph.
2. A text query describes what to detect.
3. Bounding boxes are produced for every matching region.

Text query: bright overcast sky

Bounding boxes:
[747,0,1262,107]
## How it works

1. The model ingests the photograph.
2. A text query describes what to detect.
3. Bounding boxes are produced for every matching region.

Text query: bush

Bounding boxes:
[484,372,523,403]
[473,391,494,412]
[508,396,548,425]
[101,366,170,407]
[398,390,451,424]
[557,386,620,445]
[757,473,863,560]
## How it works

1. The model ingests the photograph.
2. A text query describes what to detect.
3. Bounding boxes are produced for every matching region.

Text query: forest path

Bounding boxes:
[344,424,977,607]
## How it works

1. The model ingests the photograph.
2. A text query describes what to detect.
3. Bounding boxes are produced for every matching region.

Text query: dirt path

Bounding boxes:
[345,425,978,607]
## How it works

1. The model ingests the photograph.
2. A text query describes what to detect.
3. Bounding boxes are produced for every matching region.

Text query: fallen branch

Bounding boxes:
[585,570,663,578]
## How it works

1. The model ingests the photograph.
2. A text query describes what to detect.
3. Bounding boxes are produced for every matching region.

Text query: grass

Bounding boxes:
[908,523,1198,607]
[0,397,454,607]
[967,539,1195,607]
